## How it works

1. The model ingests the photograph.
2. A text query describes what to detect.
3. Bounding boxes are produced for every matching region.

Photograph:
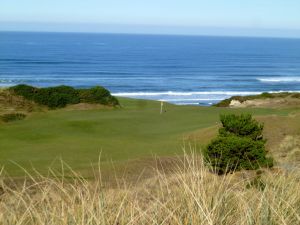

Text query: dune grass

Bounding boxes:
[0,152,299,225]
[0,97,298,177]
[215,92,300,107]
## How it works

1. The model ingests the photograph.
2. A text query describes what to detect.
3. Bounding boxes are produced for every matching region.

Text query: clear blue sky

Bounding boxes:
[1,0,300,37]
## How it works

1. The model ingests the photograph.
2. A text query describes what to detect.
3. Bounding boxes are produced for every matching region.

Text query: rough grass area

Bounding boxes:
[0,88,44,114]
[1,153,299,225]
[215,92,300,107]
[276,135,300,170]
[187,112,300,168]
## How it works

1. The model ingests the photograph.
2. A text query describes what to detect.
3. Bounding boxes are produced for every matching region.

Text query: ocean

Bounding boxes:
[1,31,300,105]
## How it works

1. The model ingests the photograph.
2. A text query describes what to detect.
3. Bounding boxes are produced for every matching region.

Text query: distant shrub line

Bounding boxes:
[214,92,300,107]
[203,114,273,174]
[9,84,119,108]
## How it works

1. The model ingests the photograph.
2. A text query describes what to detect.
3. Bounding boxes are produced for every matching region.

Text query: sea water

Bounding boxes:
[1,32,300,105]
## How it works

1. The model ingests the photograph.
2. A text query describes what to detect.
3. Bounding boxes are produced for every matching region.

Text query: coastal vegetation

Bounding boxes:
[215,92,300,107]
[1,153,300,225]
[204,114,273,174]
[8,84,119,108]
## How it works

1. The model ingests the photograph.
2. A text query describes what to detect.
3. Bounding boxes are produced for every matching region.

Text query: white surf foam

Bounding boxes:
[113,90,300,105]
[158,98,224,102]
[112,91,262,97]
[257,77,300,83]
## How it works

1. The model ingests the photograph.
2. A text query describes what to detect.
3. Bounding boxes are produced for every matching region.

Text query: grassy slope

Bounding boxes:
[215,92,300,107]
[0,97,297,176]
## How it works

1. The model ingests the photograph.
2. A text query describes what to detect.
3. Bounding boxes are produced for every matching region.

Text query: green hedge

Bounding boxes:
[9,84,119,108]
[203,114,273,174]
[78,86,119,105]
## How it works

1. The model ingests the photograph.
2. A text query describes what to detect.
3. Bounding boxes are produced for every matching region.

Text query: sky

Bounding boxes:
[1,0,300,37]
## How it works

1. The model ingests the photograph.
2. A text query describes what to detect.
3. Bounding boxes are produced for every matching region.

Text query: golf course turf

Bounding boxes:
[0,97,298,177]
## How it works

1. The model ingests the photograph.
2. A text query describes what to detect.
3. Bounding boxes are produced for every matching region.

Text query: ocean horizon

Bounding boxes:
[1,31,300,105]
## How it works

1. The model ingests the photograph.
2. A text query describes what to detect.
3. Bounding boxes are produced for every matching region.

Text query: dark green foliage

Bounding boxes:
[205,136,272,174]
[78,86,119,106]
[32,86,80,108]
[9,84,38,100]
[204,114,273,174]
[9,84,119,108]
[1,113,26,122]
[219,114,264,140]
[214,98,231,107]
[260,92,274,98]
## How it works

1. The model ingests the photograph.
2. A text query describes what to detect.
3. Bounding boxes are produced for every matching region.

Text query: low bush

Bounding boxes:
[203,114,273,174]
[9,84,38,100]
[219,114,264,140]
[1,113,26,122]
[78,86,119,106]
[9,84,119,108]
[205,136,273,174]
[33,86,80,108]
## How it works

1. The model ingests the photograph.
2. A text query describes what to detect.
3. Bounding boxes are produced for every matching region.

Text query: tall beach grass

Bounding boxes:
[0,152,299,225]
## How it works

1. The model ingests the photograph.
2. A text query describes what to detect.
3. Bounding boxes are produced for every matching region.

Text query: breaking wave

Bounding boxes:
[257,77,300,83]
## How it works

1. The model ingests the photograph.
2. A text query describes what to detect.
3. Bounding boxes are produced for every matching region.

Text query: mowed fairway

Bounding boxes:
[0,97,296,176]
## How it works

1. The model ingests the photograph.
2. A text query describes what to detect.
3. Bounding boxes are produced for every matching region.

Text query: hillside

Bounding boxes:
[1,90,300,224]
[215,92,300,108]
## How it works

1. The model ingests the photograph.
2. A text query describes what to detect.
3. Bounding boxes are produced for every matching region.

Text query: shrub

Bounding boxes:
[9,84,119,108]
[9,84,38,100]
[1,113,26,122]
[48,86,80,104]
[219,114,264,140]
[205,136,273,174]
[204,114,273,174]
[79,86,119,106]
[33,86,80,108]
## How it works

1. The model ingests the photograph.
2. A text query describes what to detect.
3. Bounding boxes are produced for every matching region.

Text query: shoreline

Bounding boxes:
[2,85,300,106]
[113,90,300,106]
